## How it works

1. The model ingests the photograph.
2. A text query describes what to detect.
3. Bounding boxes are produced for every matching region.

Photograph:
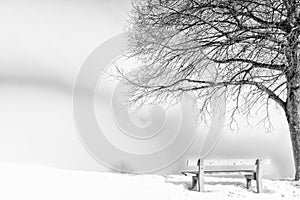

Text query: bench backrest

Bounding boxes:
[186,158,262,173]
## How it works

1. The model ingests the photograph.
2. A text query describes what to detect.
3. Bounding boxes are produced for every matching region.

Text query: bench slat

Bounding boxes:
[182,165,256,173]
[186,159,262,166]
[204,165,256,172]
[181,169,255,175]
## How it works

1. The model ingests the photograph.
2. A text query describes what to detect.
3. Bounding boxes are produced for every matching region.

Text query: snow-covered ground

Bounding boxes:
[0,163,299,200]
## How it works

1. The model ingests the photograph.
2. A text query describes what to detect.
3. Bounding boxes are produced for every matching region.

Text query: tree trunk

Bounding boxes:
[285,70,300,181]
[285,20,300,180]
[286,98,300,180]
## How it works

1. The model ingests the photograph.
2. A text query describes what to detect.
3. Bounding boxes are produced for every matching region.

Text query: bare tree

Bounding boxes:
[117,0,300,180]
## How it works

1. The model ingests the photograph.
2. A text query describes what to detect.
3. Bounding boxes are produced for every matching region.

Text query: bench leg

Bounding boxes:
[256,177,262,193]
[246,178,252,189]
[255,159,263,193]
[198,159,204,192]
[198,174,204,192]
[188,176,197,190]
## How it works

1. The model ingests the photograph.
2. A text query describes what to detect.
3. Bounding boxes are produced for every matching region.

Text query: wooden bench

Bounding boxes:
[181,158,263,193]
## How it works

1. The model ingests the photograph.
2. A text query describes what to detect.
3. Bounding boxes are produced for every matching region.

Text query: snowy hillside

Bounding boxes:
[0,163,299,200]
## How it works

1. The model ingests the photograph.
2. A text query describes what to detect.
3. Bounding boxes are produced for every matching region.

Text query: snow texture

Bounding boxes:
[0,163,299,200]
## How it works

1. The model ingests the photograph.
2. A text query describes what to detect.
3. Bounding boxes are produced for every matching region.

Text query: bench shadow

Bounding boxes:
[165,175,277,194]
[164,175,262,192]
[207,180,245,187]
[164,175,192,189]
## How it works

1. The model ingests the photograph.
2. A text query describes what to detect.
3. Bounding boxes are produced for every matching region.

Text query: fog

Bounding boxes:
[0,0,295,178]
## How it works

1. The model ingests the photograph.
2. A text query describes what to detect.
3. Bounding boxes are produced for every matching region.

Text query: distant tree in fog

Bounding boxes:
[112,161,135,174]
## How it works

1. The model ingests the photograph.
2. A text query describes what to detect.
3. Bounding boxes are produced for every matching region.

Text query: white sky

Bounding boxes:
[0,0,131,82]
